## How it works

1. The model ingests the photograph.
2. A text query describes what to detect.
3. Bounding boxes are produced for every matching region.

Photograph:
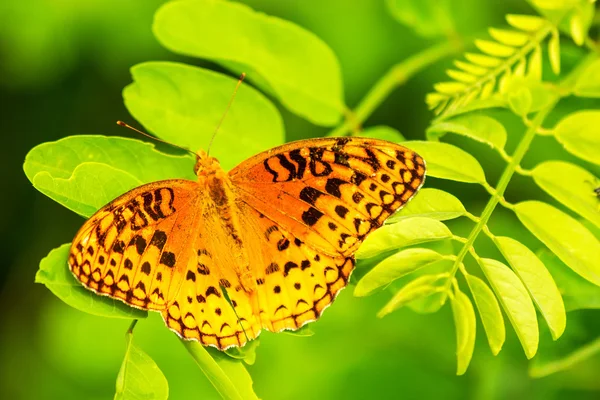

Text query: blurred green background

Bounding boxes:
[2,0,600,399]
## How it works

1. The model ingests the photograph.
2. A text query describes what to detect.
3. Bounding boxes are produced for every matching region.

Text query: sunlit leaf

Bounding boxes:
[358,126,405,142]
[115,328,168,400]
[446,69,477,83]
[355,248,446,297]
[465,53,502,67]
[454,60,488,76]
[494,236,566,340]
[488,28,529,47]
[553,110,600,165]
[123,62,284,170]
[434,82,467,95]
[514,201,600,287]
[225,340,259,366]
[377,274,447,317]
[466,275,505,355]
[282,325,315,337]
[528,45,542,80]
[475,40,515,57]
[153,0,344,126]
[35,244,147,319]
[506,14,547,31]
[402,141,486,183]
[539,249,600,311]
[428,115,507,149]
[531,161,600,228]
[573,59,600,97]
[23,136,194,217]
[388,188,467,222]
[451,288,476,375]
[508,87,533,116]
[503,76,556,113]
[548,29,560,75]
[479,258,539,359]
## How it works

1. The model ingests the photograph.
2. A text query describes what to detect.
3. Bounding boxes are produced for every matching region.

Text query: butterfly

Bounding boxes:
[68,136,426,349]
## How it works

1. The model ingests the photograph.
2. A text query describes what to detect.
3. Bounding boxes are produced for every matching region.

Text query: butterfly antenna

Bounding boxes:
[116,121,197,157]
[206,72,246,156]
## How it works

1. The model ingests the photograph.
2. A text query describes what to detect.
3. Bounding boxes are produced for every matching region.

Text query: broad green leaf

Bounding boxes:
[377,274,447,317]
[503,76,556,113]
[183,342,258,400]
[355,248,445,297]
[225,340,259,366]
[539,249,600,311]
[514,201,600,286]
[548,29,560,75]
[451,289,476,375]
[23,136,195,217]
[35,244,147,319]
[358,126,405,142]
[402,141,486,183]
[434,96,506,120]
[494,236,566,340]
[388,188,466,222]
[479,258,539,359]
[531,161,600,228]
[386,0,455,38]
[153,0,344,126]
[406,259,453,314]
[115,329,168,400]
[553,110,600,165]
[573,59,600,97]
[357,218,452,259]
[428,114,507,149]
[466,275,505,355]
[508,87,533,116]
[506,14,547,31]
[123,62,284,170]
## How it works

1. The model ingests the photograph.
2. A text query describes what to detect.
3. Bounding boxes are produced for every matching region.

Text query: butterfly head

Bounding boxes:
[194,149,222,176]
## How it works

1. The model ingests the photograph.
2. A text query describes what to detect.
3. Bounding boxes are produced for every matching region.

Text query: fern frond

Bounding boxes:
[427,14,559,116]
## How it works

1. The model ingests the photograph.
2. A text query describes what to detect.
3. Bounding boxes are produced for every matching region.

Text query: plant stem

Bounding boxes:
[327,40,462,137]
[529,336,600,378]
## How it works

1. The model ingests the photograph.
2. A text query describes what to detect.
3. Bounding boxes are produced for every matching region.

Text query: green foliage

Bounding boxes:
[22,0,600,397]
[115,322,169,400]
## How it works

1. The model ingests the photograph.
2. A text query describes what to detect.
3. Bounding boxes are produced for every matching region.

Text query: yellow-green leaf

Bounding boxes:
[506,14,547,31]
[388,188,467,222]
[494,236,566,340]
[479,258,539,359]
[548,29,561,74]
[573,59,600,98]
[377,274,447,317]
[466,275,505,356]
[451,288,476,375]
[553,110,600,165]
[428,114,507,149]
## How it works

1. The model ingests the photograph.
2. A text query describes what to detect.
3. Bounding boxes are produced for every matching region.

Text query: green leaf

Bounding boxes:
[385,0,455,38]
[451,288,476,375]
[507,87,533,116]
[183,342,258,400]
[115,328,168,400]
[573,59,600,97]
[479,258,539,359]
[23,136,195,217]
[225,340,259,366]
[466,275,505,356]
[553,110,600,165]
[428,114,507,149]
[355,248,445,297]
[35,244,147,319]
[531,161,600,228]
[377,274,448,317]
[538,249,600,311]
[356,217,452,259]
[153,0,344,126]
[388,188,467,222]
[506,14,547,31]
[282,325,315,337]
[475,39,515,57]
[503,76,556,113]
[528,45,543,80]
[402,141,486,183]
[358,126,405,142]
[514,201,600,286]
[494,236,566,340]
[548,29,561,75]
[488,28,529,47]
[123,62,285,170]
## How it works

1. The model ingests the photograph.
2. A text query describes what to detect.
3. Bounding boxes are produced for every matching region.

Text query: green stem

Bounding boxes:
[529,336,600,378]
[327,40,462,137]
[182,340,245,400]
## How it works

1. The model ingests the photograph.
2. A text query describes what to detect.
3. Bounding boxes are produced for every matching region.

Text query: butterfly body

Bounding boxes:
[68,137,425,349]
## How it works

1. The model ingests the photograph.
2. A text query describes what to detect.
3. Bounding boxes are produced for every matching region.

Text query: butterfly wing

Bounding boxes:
[69,179,261,349]
[229,137,426,331]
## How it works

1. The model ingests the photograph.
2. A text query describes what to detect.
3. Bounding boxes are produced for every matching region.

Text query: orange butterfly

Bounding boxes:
[68,135,425,350]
